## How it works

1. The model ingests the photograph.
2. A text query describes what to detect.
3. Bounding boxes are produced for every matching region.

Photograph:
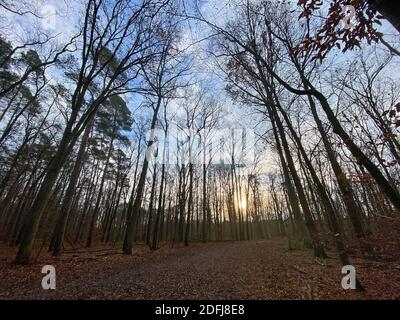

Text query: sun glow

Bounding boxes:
[237,196,247,211]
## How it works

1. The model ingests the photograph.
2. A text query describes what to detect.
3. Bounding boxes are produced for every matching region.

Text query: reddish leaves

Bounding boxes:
[295,0,383,61]
[1,240,400,299]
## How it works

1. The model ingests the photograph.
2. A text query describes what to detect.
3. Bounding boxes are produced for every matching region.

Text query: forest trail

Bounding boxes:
[1,239,399,299]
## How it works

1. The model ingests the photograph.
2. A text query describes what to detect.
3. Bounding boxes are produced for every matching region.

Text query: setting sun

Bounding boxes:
[236,196,247,211]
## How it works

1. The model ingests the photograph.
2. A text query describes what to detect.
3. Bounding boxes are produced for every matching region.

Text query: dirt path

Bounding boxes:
[1,239,399,299]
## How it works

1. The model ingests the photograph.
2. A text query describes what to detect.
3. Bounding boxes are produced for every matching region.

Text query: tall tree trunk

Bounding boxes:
[146,162,158,247]
[123,97,162,254]
[184,163,194,246]
[51,113,95,256]
[15,119,77,264]
[86,133,114,248]
[305,94,372,253]
[269,102,327,258]
[151,162,165,250]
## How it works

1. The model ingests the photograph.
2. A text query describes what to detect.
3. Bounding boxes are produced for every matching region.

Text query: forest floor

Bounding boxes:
[0,238,400,299]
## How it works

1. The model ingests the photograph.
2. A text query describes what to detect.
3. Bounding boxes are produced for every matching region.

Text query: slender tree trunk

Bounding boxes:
[15,120,76,264]
[52,113,95,256]
[184,163,194,246]
[86,133,114,248]
[146,162,158,247]
[123,97,162,254]
[269,102,327,258]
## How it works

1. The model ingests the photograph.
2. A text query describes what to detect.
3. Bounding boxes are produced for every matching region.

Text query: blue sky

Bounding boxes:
[1,0,399,177]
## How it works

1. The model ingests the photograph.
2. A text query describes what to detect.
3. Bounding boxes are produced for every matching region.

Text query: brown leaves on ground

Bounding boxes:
[0,239,399,300]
